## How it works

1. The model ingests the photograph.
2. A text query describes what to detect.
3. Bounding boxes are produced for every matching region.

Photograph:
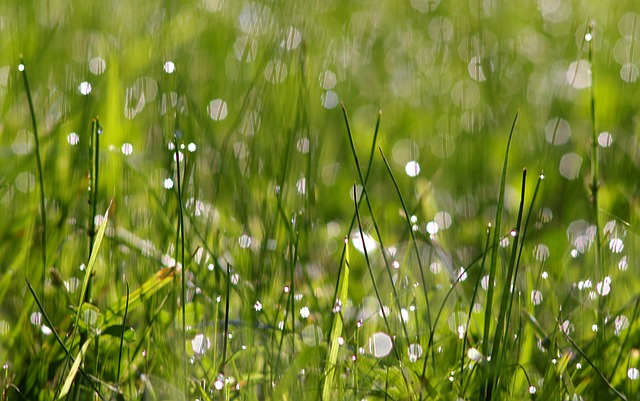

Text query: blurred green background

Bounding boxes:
[1,0,640,399]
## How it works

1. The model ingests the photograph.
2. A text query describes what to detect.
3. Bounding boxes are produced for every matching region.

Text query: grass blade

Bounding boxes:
[378,146,433,332]
[25,280,105,401]
[19,56,47,290]
[77,202,111,308]
[482,112,518,399]
[172,133,189,401]
[114,281,130,396]
[341,104,410,342]
[322,237,350,400]
[58,338,92,399]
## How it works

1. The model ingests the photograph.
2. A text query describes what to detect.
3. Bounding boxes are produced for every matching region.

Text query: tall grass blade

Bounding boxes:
[77,203,111,310]
[587,21,606,365]
[86,118,101,303]
[321,237,349,400]
[19,56,47,290]
[562,332,627,400]
[341,104,410,341]
[114,281,130,397]
[489,169,527,393]
[378,147,433,332]
[172,134,189,400]
[353,185,411,394]
[482,112,518,400]
[25,280,105,400]
[104,267,176,324]
[58,339,92,400]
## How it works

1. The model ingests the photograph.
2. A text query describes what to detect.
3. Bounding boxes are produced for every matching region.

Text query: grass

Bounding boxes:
[2,1,640,400]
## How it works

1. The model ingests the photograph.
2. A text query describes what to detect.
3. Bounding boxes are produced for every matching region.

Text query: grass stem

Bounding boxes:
[19,56,47,291]
[173,134,188,400]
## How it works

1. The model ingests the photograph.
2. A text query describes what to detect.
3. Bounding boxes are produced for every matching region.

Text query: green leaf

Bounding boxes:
[101,324,136,342]
[58,338,92,399]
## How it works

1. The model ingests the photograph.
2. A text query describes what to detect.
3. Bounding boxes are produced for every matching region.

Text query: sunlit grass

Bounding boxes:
[2,1,640,400]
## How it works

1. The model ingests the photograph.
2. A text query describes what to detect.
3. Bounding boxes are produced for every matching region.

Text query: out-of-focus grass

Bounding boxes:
[1,1,640,400]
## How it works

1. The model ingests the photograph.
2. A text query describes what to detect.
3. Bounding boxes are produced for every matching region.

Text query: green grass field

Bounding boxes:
[2,1,640,400]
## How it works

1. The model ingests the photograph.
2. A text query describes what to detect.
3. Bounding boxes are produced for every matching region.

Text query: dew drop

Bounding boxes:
[405,161,420,177]
[408,343,423,362]
[368,332,393,358]
[299,306,310,319]
[207,99,228,121]
[426,221,439,235]
[67,132,79,146]
[164,61,175,74]
[121,143,133,156]
[238,234,251,249]
[79,81,92,95]
[531,290,543,305]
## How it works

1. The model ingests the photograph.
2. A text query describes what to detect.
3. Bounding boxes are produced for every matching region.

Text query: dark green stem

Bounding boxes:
[19,56,47,290]
[587,21,605,364]
[87,118,100,303]
[173,135,188,400]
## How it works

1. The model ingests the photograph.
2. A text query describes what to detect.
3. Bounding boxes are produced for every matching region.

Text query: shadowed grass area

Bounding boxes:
[1,1,640,400]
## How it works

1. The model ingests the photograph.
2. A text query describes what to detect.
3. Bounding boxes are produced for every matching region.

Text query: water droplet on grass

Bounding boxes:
[467,348,483,362]
[531,290,543,305]
[598,132,613,147]
[566,60,591,89]
[192,334,211,355]
[405,161,420,177]
[281,26,301,50]
[163,61,175,74]
[296,137,309,153]
[88,57,106,75]
[67,132,79,146]
[619,256,628,271]
[559,153,582,180]
[614,315,629,336]
[319,70,337,89]
[213,374,225,390]
[534,244,549,261]
[545,117,571,145]
[321,91,339,109]
[408,343,422,362]
[299,306,310,319]
[207,99,228,121]
[368,332,393,358]
[628,367,639,380]
[264,59,287,84]
[79,81,92,95]
[351,231,377,253]
[609,238,624,253]
[15,172,35,193]
[121,143,133,156]
[425,221,438,236]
